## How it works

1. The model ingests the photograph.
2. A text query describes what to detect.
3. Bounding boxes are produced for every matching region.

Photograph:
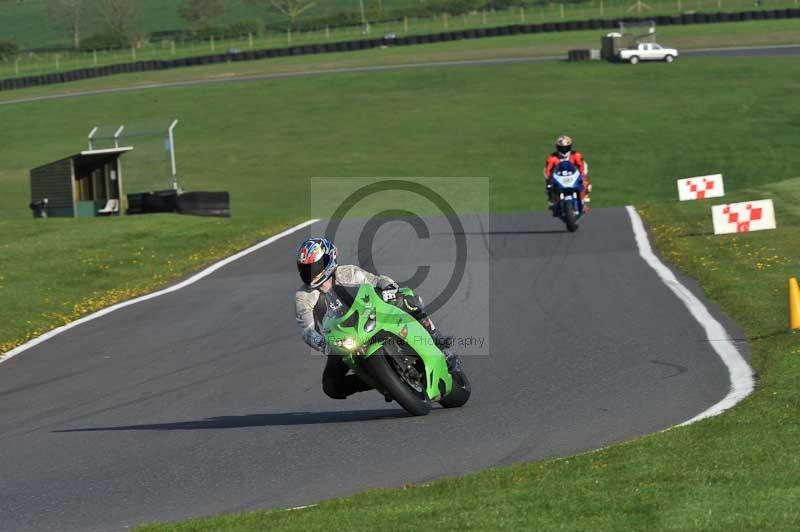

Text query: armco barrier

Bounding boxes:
[2,9,799,92]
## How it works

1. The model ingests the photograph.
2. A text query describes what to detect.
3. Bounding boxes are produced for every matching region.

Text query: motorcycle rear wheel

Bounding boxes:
[363,350,432,416]
[439,366,471,408]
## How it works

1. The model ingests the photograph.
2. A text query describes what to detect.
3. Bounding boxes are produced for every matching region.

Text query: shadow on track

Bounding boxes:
[53,409,408,432]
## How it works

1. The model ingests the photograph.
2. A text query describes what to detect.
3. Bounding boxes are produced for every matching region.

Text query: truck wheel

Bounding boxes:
[664,54,675,63]
[629,56,640,65]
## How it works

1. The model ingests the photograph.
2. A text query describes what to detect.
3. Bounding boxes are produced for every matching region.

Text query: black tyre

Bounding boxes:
[363,350,431,416]
[439,367,471,408]
[564,201,579,232]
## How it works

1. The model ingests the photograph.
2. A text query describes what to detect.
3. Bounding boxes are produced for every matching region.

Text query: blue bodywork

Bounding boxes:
[549,160,585,220]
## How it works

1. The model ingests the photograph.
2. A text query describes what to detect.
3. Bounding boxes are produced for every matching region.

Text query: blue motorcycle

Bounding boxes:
[548,160,586,233]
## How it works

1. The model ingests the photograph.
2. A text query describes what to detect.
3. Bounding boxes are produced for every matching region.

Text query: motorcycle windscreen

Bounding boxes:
[552,161,582,189]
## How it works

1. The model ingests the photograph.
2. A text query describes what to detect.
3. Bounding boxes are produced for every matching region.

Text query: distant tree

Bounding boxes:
[96,0,141,44]
[246,0,316,43]
[0,41,19,60]
[45,0,87,49]
[179,0,230,28]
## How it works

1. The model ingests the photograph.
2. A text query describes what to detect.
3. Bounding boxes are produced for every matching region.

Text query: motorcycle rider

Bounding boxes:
[295,237,457,400]
[544,135,591,212]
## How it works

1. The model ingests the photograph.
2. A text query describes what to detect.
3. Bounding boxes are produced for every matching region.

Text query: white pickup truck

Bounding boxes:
[619,42,679,64]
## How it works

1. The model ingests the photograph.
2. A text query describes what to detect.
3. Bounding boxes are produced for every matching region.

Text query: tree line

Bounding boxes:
[3,0,576,54]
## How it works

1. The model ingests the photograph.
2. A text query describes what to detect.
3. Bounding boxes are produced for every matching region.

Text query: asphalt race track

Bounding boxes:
[0,209,743,532]
[682,44,800,57]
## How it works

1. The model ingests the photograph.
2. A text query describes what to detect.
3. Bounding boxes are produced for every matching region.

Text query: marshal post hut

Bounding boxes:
[29,147,132,218]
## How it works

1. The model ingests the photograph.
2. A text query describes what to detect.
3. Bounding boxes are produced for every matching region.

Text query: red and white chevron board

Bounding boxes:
[677,173,725,201]
[712,199,776,235]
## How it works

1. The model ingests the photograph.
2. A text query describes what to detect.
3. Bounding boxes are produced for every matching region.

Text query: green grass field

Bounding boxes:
[1,27,799,530]
[1,19,799,101]
[0,0,420,49]
[2,0,799,50]
[1,0,799,78]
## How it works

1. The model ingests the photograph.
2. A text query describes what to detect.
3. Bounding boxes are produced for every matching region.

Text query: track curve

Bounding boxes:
[0,209,741,531]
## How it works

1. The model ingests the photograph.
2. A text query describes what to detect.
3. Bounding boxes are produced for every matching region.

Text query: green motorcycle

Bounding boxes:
[322,284,471,416]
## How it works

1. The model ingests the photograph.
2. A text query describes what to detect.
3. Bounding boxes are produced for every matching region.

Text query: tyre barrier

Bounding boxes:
[126,189,179,215]
[568,49,592,61]
[2,9,799,92]
[176,191,230,218]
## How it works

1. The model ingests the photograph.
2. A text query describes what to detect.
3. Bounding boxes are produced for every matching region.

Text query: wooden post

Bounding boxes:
[210,36,215,51]
[15,57,20,76]
[93,49,98,65]
[325,26,330,39]
[116,158,127,216]
[678,0,682,11]
[443,13,449,29]
[403,16,408,33]
[560,3,565,18]
[601,0,605,16]
[482,9,487,25]
[131,46,136,61]
[717,0,721,7]
[55,54,60,70]
[521,7,525,21]
[171,40,176,54]
[248,32,254,48]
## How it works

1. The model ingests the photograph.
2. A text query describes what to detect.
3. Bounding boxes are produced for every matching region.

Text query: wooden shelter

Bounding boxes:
[29,147,132,218]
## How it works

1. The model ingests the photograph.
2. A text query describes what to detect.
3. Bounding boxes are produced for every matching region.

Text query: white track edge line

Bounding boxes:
[0,218,319,365]
[625,206,754,425]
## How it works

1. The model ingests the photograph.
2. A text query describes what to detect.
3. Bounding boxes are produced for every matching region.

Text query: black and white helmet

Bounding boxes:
[556,135,573,156]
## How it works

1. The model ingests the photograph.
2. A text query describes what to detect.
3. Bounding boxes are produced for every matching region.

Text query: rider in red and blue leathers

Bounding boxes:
[544,135,591,210]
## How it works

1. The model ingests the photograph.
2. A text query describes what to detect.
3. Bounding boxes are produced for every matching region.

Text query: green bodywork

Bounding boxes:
[321,284,453,401]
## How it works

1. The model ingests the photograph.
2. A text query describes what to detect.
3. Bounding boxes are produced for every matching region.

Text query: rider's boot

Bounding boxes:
[582,182,592,212]
[546,188,558,217]
[422,318,461,373]
[421,317,452,348]
[403,293,462,373]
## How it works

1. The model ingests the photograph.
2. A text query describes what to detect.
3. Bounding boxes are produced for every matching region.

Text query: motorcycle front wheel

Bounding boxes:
[564,201,579,232]
[363,350,432,416]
